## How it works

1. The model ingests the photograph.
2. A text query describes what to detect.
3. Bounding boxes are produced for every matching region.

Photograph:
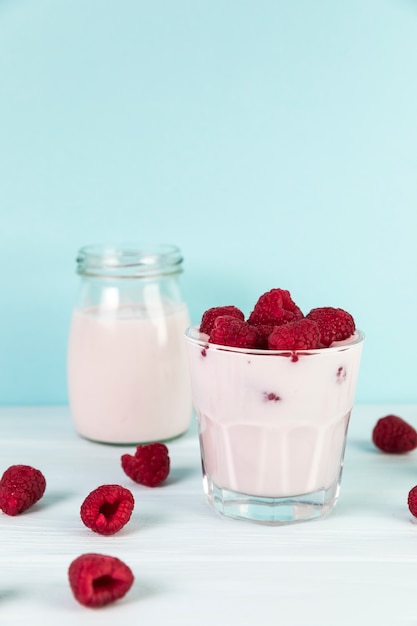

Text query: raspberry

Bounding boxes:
[248,288,303,326]
[121,442,170,487]
[200,305,244,335]
[268,318,320,350]
[68,553,134,608]
[372,415,417,453]
[306,306,355,347]
[208,315,259,348]
[0,464,46,516]
[408,485,417,518]
[80,484,134,535]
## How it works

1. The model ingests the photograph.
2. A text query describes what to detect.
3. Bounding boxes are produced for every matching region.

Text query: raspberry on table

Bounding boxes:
[208,315,259,349]
[0,464,46,516]
[80,484,134,535]
[268,318,320,351]
[121,442,170,487]
[248,288,303,327]
[408,485,417,518]
[306,306,355,347]
[372,415,417,453]
[200,305,244,335]
[68,553,134,608]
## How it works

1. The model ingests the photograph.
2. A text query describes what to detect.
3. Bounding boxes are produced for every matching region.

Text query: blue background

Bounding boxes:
[1,0,416,405]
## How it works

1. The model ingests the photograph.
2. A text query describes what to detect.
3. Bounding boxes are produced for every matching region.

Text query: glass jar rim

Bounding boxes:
[76,242,183,278]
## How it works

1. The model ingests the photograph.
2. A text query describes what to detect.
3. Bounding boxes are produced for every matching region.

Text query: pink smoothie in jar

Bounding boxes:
[67,243,192,444]
[68,303,191,444]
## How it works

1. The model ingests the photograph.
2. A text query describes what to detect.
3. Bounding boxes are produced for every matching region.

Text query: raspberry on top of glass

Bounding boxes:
[199,288,356,351]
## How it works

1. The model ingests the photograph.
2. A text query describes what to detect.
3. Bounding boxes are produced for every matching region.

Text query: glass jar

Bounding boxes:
[67,243,192,444]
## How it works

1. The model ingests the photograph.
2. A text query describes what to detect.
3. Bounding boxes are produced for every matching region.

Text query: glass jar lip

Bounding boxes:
[185,324,365,356]
[76,243,183,278]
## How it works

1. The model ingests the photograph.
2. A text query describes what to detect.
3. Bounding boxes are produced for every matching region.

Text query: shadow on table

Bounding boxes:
[36,490,78,510]
[0,588,24,604]
[347,437,376,453]
[166,465,200,485]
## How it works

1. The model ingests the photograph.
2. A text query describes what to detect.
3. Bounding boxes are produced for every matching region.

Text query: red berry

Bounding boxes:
[408,485,417,517]
[0,464,46,516]
[248,288,303,327]
[121,442,170,487]
[306,306,355,347]
[200,305,244,335]
[208,315,259,349]
[68,553,134,608]
[80,484,134,535]
[268,318,320,351]
[372,415,417,453]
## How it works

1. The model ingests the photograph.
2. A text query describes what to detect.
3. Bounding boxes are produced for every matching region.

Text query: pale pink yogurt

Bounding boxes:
[185,326,364,499]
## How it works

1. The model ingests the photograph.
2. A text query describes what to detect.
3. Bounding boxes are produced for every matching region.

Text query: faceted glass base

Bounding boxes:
[203,475,341,525]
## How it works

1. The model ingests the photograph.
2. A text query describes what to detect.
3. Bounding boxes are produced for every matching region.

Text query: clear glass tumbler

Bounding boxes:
[67,243,192,444]
[185,326,364,524]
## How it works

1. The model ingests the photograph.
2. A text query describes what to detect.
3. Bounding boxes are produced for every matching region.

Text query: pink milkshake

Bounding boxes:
[185,292,364,524]
[68,303,192,444]
[67,243,192,444]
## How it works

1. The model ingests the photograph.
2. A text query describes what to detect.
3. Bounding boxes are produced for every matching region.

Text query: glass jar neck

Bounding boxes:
[76,243,183,279]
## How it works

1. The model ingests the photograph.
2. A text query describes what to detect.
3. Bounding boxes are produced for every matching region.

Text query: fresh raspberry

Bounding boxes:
[408,485,417,518]
[0,464,46,516]
[80,484,134,535]
[209,315,259,348]
[268,318,320,351]
[306,306,355,347]
[68,553,134,608]
[200,305,244,335]
[121,442,170,487]
[248,288,303,327]
[372,415,417,453]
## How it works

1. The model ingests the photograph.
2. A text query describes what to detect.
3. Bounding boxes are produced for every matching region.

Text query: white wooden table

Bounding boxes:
[1,405,417,625]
